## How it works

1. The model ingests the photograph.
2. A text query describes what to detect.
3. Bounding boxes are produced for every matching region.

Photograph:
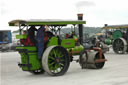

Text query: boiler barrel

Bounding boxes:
[67,45,84,55]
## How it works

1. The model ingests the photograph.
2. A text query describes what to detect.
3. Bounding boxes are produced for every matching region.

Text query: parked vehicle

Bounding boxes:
[103,24,128,54]
[0,30,12,52]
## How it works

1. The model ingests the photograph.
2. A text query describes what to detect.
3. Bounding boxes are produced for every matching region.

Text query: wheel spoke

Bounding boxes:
[53,50,57,57]
[117,47,121,51]
[49,62,55,66]
[117,39,120,44]
[58,53,63,58]
[49,56,55,60]
[49,50,54,56]
[55,49,63,58]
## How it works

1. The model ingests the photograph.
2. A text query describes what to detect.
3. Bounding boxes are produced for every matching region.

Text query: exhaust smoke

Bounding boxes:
[75,0,95,13]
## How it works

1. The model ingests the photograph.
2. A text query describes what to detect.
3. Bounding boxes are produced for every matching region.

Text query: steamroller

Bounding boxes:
[8,14,107,76]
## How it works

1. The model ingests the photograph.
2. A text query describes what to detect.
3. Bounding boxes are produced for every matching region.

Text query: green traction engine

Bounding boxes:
[104,24,128,54]
[8,14,107,76]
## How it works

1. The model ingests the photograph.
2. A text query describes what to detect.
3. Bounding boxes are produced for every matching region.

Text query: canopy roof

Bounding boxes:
[8,19,86,26]
[103,24,128,29]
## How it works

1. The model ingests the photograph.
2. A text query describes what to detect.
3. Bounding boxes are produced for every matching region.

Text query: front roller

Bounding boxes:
[42,46,70,76]
[79,50,106,69]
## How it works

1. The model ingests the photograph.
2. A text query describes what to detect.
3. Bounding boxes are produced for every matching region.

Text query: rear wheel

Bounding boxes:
[112,38,127,54]
[42,46,70,76]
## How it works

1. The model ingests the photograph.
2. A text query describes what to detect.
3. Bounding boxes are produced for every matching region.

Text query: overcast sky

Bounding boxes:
[1,0,128,31]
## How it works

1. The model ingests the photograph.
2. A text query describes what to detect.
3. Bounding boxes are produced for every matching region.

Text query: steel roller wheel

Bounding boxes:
[79,51,88,69]
[94,53,105,69]
[79,51,105,69]
[42,46,70,76]
[112,38,127,54]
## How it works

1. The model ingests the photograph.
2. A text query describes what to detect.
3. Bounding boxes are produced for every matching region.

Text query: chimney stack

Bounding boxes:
[77,14,83,44]
[104,24,108,27]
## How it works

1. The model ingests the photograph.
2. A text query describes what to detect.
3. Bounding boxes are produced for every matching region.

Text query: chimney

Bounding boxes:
[77,14,83,44]
[104,24,108,27]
